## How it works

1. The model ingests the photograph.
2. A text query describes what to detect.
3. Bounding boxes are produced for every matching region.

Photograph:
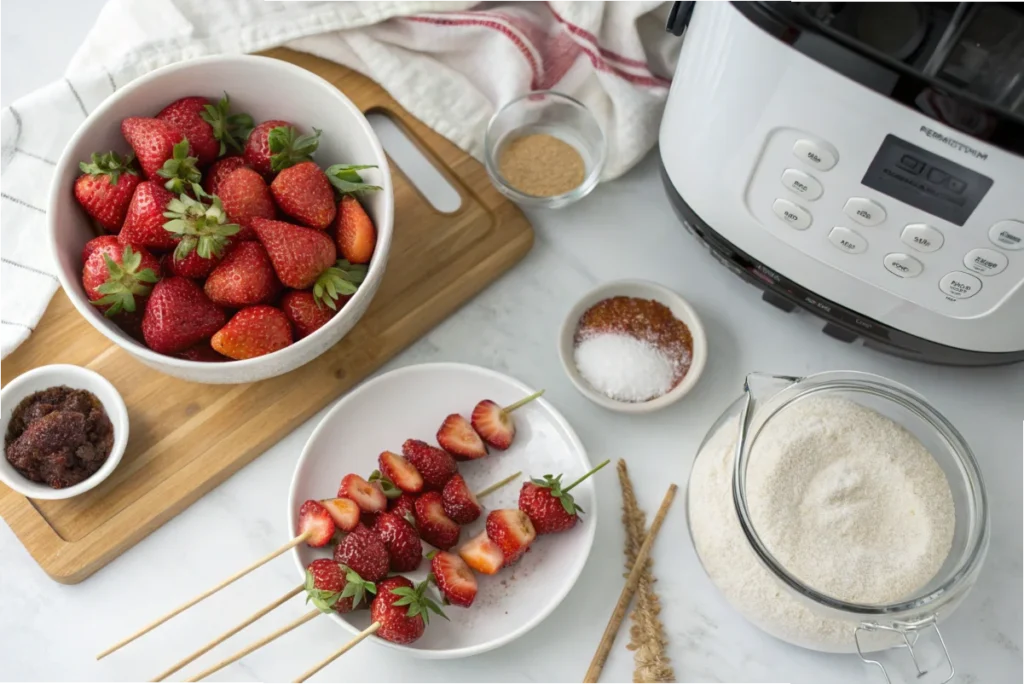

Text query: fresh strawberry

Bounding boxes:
[121,116,186,179]
[437,414,487,461]
[457,532,504,575]
[401,439,457,492]
[297,499,335,547]
[141,277,226,354]
[304,558,375,614]
[333,195,377,264]
[379,451,423,494]
[203,241,279,307]
[333,523,389,582]
[280,290,340,339]
[157,94,253,166]
[154,139,202,195]
[210,305,293,360]
[74,151,141,232]
[414,491,461,551]
[81,235,121,264]
[337,473,387,513]
[430,551,477,608]
[244,121,319,177]
[441,474,482,525]
[320,497,360,533]
[202,155,249,196]
[370,576,446,645]
[471,390,544,451]
[217,166,276,241]
[388,492,418,522]
[119,181,178,250]
[373,511,423,573]
[271,161,336,230]
[519,460,609,534]
[166,246,223,279]
[485,509,536,566]
[163,189,241,265]
[176,341,228,362]
[82,243,160,317]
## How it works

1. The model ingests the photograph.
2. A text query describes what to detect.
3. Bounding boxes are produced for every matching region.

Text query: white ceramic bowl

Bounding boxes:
[0,365,128,500]
[287,363,596,659]
[48,55,394,384]
[558,279,707,413]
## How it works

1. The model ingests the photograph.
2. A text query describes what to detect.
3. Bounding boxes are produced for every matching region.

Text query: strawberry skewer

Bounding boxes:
[470,389,544,450]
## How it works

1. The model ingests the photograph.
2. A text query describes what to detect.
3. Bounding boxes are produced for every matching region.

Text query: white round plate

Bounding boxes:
[287,363,595,658]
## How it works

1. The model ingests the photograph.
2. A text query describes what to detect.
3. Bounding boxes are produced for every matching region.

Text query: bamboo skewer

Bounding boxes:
[292,622,382,683]
[97,533,311,660]
[475,470,521,498]
[185,609,320,682]
[583,483,678,684]
[151,585,303,681]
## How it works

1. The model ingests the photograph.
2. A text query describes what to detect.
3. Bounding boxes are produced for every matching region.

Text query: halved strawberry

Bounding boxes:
[414,491,461,551]
[297,499,335,547]
[485,509,536,566]
[458,532,504,575]
[437,414,487,461]
[471,390,544,451]
[373,511,422,573]
[388,492,418,522]
[401,439,457,492]
[441,474,482,524]
[333,523,389,582]
[337,473,387,513]
[320,497,360,532]
[430,551,477,608]
[378,451,423,494]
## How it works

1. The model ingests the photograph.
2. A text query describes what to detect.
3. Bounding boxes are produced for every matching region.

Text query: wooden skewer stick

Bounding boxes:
[151,584,303,682]
[185,609,320,682]
[292,622,382,683]
[583,483,678,684]
[97,533,311,660]
[503,389,544,413]
[475,470,522,498]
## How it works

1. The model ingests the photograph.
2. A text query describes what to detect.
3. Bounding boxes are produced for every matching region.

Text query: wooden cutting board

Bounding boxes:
[0,48,533,584]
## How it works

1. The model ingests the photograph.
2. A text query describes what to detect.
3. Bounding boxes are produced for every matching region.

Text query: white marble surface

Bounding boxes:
[2,3,1022,683]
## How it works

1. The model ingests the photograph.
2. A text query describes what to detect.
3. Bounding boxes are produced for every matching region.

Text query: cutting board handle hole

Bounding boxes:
[367,111,463,214]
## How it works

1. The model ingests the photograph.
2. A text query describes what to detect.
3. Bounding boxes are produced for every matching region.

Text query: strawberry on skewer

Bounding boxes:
[457,532,505,575]
[429,551,478,608]
[437,413,487,460]
[333,524,389,582]
[402,439,457,492]
[485,509,536,567]
[320,497,360,532]
[442,474,481,524]
[471,390,545,450]
[337,473,387,513]
[519,459,610,535]
[373,512,422,573]
[414,491,461,551]
[304,559,375,615]
[378,450,423,494]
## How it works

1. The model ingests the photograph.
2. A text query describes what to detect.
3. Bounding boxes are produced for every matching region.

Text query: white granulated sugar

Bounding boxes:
[688,396,955,653]
[574,332,675,402]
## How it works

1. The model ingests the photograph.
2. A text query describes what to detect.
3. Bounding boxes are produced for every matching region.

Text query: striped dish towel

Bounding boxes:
[0,0,679,359]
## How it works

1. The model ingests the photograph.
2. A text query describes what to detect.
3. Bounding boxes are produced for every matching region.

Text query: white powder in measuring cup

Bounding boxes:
[688,396,955,652]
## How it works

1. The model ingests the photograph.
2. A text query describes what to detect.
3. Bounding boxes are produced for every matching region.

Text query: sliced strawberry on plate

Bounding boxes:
[304,558,375,614]
[401,439,457,492]
[320,497,360,533]
[297,499,335,547]
[414,491,461,551]
[370,576,446,645]
[485,508,536,566]
[74,151,141,233]
[519,460,610,535]
[210,305,293,360]
[388,492,418,522]
[441,474,482,525]
[373,511,422,573]
[378,451,423,494]
[437,413,487,461]
[471,390,544,451]
[337,473,387,513]
[457,532,504,575]
[430,550,477,608]
[333,523,389,582]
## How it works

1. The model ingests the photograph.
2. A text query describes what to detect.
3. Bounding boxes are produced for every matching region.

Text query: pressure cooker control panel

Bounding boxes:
[748,127,1024,317]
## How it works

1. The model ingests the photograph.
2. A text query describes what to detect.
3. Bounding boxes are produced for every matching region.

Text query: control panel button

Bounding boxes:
[792,139,837,171]
[772,198,811,230]
[989,220,1024,250]
[828,226,867,254]
[901,224,944,253]
[780,168,823,201]
[963,248,1008,276]
[883,253,923,278]
[844,197,886,226]
[939,271,982,299]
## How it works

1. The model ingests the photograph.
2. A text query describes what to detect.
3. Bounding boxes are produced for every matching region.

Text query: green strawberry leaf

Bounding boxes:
[325,164,381,196]
[157,138,202,195]
[162,191,240,262]
[268,126,321,172]
[79,150,138,184]
[199,92,255,156]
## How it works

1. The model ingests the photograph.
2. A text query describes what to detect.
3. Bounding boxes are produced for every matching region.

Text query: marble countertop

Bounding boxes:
[2,3,1021,682]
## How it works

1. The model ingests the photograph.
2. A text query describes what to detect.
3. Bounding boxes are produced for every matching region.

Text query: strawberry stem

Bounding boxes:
[502,389,545,414]
[474,470,523,499]
[564,459,610,494]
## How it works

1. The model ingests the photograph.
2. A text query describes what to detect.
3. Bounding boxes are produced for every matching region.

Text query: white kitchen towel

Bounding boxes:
[0,0,680,359]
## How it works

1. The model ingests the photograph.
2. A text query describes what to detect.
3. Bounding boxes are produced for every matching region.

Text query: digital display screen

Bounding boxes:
[861,135,993,226]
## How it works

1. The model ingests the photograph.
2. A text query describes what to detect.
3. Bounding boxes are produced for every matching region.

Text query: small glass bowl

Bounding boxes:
[484,90,606,209]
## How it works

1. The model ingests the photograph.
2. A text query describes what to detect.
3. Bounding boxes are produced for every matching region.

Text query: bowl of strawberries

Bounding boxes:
[49,55,393,383]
